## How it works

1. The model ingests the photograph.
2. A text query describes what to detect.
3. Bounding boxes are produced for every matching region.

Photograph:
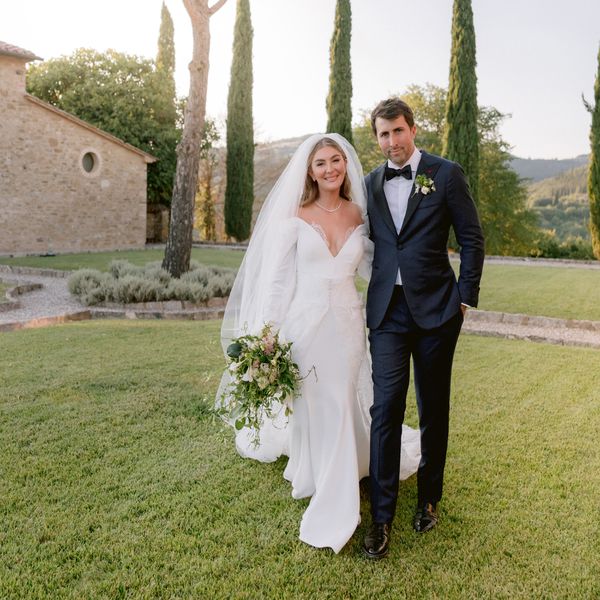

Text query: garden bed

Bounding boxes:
[69,260,235,307]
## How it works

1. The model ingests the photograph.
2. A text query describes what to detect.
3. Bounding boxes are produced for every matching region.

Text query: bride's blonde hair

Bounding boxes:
[300,137,352,206]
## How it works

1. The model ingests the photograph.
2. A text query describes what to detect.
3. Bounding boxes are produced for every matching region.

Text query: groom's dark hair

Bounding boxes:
[371,98,415,134]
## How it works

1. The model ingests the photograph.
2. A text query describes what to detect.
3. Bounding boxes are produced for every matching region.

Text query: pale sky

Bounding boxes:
[2,0,598,159]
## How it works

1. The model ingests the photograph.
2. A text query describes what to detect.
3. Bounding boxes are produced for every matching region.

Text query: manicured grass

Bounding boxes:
[0,246,244,271]
[476,262,600,320]
[1,320,598,598]
[2,248,600,320]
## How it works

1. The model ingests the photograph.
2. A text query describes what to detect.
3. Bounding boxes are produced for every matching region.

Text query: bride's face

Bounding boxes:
[309,146,347,193]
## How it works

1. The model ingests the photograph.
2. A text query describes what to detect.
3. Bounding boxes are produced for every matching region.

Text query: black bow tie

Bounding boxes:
[385,164,412,181]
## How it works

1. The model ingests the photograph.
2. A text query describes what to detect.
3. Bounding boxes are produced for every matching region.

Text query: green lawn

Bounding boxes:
[1,320,598,598]
[477,262,600,320]
[0,246,244,271]
[2,248,600,320]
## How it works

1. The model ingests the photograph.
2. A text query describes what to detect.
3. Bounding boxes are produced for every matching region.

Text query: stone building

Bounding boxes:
[0,42,156,256]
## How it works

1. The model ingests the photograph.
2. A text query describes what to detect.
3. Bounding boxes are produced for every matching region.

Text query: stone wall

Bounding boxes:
[0,54,151,255]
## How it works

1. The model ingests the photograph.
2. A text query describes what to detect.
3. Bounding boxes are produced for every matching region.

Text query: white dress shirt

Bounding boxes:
[383,148,422,285]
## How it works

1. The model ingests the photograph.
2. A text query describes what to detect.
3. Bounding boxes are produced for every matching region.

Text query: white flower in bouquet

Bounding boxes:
[217,323,302,447]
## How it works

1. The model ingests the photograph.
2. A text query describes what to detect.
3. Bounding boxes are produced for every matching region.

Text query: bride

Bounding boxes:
[218,133,420,553]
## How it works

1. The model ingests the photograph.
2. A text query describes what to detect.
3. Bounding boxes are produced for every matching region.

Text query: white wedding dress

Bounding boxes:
[232,216,421,553]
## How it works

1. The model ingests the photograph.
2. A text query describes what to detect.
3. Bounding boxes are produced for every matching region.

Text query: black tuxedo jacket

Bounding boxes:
[365,151,485,330]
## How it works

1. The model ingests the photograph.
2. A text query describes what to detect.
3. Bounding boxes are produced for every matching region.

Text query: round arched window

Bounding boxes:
[82,152,97,173]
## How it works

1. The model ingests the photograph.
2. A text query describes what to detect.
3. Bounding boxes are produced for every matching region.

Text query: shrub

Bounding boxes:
[109,260,139,279]
[180,265,212,286]
[168,280,211,303]
[143,263,172,286]
[207,273,235,297]
[68,270,112,301]
[530,233,596,260]
[112,276,164,304]
[68,260,236,306]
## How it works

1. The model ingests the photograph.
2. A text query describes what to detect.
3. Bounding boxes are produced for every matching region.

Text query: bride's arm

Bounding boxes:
[262,219,298,330]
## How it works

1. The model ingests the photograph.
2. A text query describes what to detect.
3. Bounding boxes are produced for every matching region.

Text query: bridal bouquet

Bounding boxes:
[218,323,301,446]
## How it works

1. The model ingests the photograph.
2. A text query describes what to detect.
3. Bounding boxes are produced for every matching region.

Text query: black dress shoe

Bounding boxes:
[413,502,438,533]
[362,522,391,560]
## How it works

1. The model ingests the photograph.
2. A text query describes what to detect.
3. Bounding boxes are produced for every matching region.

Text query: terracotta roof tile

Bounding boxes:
[0,41,42,61]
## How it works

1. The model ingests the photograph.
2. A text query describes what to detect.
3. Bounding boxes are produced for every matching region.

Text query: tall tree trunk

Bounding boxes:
[162,0,227,277]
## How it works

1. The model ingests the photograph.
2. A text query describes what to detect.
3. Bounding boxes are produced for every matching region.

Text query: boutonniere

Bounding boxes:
[415,174,436,195]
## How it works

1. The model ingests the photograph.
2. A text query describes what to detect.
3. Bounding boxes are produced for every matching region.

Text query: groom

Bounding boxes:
[362,98,485,559]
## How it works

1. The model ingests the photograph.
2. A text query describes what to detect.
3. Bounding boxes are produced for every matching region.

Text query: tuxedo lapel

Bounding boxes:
[371,164,397,237]
[399,151,442,235]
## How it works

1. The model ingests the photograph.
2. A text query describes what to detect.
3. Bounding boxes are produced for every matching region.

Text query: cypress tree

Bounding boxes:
[587,45,600,259]
[224,0,254,241]
[157,2,176,99]
[326,0,353,143]
[152,2,178,206]
[443,0,479,204]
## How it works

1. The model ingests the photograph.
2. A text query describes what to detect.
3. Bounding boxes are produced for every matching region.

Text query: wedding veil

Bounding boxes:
[220,132,368,351]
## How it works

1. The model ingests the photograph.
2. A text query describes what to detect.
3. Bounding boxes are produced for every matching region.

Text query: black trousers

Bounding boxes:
[368,286,463,523]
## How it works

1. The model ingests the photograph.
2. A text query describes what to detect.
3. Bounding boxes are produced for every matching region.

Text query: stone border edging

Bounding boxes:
[89,306,225,321]
[0,282,43,313]
[0,310,91,333]
[0,265,72,278]
[462,327,600,350]
[466,309,600,332]
[88,296,227,321]
[482,255,599,268]
[463,309,600,349]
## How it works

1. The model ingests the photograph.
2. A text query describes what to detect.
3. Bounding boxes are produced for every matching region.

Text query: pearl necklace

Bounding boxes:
[314,200,343,213]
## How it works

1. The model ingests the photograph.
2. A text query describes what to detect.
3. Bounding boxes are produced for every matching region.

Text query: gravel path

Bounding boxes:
[481,255,600,269]
[0,270,86,327]
[1,266,600,348]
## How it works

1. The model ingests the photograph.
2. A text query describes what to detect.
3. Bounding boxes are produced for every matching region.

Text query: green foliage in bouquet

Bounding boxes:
[218,324,301,446]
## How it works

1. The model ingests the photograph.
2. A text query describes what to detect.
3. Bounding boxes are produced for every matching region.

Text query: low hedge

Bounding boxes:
[69,260,236,306]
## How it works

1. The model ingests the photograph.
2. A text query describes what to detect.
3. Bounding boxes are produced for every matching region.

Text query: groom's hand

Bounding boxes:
[461,303,469,316]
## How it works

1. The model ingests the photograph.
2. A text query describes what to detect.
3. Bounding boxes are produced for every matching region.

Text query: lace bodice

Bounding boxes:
[306,221,360,258]
[295,217,366,277]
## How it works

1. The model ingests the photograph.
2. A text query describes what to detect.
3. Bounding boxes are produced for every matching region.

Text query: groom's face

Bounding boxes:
[375,115,417,167]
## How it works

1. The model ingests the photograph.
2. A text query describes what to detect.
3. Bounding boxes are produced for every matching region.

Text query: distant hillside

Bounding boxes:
[205,136,309,240]
[252,136,311,208]
[527,164,590,240]
[510,154,589,182]
[202,135,593,243]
